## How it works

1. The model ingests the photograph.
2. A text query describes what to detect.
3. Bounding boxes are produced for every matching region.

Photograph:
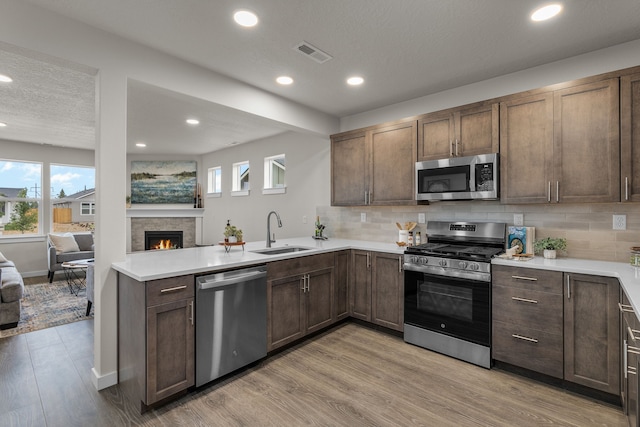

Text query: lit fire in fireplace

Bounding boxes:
[152,239,174,250]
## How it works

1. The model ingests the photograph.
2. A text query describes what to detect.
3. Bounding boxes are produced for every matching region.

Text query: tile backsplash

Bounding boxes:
[317,201,640,263]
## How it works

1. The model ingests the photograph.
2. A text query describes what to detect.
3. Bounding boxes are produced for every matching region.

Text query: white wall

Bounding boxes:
[201,131,330,245]
[341,39,640,130]
[0,139,93,275]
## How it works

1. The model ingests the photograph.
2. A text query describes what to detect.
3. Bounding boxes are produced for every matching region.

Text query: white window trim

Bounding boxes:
[81,201,95,215]
[263,154,285,191]
[262,188,286,195]
[231,190,250,197]
[207,166,222,195]
[232,161,250,193]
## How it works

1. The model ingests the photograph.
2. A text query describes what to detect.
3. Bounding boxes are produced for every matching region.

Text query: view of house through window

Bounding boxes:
[0,159,42,236]
[263,154,285,190]
[232,161,250,192]
[207,166,222,195]
[51,164,95,233]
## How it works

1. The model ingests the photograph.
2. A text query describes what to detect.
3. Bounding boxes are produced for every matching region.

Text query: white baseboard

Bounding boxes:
[91,367,118,390]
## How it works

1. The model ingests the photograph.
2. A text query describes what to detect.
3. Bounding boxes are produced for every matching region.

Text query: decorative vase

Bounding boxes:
[543,249,557,259]
[228,236,237,243]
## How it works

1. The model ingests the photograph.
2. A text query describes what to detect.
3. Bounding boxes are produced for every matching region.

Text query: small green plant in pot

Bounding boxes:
[223,223,243,242]
[533,237,567,259]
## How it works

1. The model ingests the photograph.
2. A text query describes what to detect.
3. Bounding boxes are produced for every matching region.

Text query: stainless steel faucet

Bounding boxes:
[266,211,282,247]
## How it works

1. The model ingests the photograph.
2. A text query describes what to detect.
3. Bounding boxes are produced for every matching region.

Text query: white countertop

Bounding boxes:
[111,237,405,282]
[492,256,640,315]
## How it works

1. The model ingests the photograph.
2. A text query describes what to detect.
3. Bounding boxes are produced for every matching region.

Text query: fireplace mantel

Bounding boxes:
[126,208,204,218]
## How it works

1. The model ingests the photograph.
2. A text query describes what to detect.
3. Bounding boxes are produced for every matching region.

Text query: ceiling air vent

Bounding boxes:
[293,41,333,64]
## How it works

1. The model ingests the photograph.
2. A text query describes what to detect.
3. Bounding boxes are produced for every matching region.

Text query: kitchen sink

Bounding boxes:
[250,246,311,255]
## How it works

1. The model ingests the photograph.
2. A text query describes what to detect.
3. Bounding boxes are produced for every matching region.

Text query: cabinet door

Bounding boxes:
[268,274,305,351]
[564,273,620,394]
[331,131,368,206]
[499,93,554,204]
[334,250,350,321]
[371,252,404,331]
[418,111,455,161]
[146,298,194,404]
[621,73,640,202]
[305,267,334,334]
[350,250,371,321]
[369,120,417,205]
[554,79,620,203]
[622,297,639,426]
[455,103,499,157]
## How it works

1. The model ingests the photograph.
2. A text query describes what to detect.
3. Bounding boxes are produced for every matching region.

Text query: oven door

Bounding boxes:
[404,268,491,347]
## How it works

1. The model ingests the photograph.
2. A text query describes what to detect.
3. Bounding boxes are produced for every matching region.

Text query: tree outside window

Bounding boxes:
[0,160,42,237]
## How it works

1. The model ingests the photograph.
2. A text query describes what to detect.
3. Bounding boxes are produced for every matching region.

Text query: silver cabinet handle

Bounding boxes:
[455,139,459,157]
[511,296,538,304]
[364,191,368,205]
[450,140,454,157]
[625,339,629,379]
[368,191,372,205]
[626,177,629,201]
[556,181,559,203]
[548,181,551,203]
[160,285,187,293]
[629,345,640,355]
[620,303,635,313]
[189,301,194,326]
[629,367,637,375]
[511,275,538,281]
[300,276,306,292]
[512,334,538,343]
[306,274,310,292]
[566,274,570,299]
[629,326,640,343]
[398,256,402,273]
[367,252,371,269]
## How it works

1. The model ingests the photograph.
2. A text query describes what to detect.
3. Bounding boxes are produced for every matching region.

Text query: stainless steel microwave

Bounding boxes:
[415,153,499,201]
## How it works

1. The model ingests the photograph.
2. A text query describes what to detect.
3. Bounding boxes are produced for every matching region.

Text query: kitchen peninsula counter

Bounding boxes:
[112,237,404,282]
[492,256,640,314]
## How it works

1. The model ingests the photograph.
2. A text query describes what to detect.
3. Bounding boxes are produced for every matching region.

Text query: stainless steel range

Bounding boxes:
[403,221,506,368]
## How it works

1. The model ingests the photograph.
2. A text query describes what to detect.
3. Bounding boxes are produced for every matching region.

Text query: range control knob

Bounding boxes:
[409,256,418,263]
[419,257,428,265]
[459,261,468,269]
[469,263,480,271]
[438,259,447,267]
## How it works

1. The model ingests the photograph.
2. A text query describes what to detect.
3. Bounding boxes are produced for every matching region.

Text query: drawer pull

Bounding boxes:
[511,296,538,304]
[619,303,635,314]
[511,275,538,282]
[628,345,640,355]
[160,285,187,293]
[512,334,538,343]
[629,366,637,376]
[629,326,640,343]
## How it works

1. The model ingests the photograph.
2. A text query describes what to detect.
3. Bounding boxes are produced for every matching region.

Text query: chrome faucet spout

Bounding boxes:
[266,211,283,248]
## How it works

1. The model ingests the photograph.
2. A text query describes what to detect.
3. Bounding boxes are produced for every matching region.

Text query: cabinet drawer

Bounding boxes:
[493,285,563,334]
[146,275,194,307]
[267,253,334,281]
[492,265,562,293]
[493,320,563,378]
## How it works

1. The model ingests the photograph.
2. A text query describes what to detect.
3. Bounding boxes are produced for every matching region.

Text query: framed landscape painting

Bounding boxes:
[131,160,196,204]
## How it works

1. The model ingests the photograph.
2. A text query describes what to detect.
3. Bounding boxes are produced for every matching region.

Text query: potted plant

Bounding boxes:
[533,237,567,259]
[224,223,242,243]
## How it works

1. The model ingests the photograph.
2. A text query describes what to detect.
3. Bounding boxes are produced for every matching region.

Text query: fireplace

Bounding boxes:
[145,230,183,250]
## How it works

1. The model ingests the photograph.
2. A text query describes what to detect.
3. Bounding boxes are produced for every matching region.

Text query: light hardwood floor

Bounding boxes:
[0,320,627,426]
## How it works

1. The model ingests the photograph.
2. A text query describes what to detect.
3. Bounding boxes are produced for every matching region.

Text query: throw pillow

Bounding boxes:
[48,233,80,254]
[0,251,7,262]
[74,234,94,251]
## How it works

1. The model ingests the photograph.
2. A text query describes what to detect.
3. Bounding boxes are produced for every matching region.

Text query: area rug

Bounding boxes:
[0,278,92,338]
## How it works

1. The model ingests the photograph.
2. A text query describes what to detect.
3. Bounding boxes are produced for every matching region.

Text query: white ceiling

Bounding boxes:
[3,0,640,154]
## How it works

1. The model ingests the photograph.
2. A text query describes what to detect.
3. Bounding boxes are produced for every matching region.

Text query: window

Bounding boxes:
[263,154,286,194]
[81,202,96,215]
[207,166,222,197]
[51,164,95,232]
[0,159,42,237]
[232,161,250,196]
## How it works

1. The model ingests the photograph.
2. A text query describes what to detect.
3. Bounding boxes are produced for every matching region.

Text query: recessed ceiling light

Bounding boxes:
[135,142,146,148]
[0,74,12,83]
[276,76,293,85]
[186,118,200,125]
[531,4,562,21]
[347,76,364,86]
[234,10,258,27]
[0,122,7,127]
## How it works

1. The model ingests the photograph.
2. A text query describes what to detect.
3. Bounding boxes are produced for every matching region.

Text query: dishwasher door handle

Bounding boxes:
[198,270,267,290]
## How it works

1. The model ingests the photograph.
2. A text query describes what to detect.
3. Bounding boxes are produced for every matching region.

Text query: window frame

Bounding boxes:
[263,154,286,195]
[207,166,222,198]
[0,159,43,238]
[231,161,250,196]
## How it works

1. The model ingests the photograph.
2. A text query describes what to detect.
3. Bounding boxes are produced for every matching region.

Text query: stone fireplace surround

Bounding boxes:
[127,208,204,252]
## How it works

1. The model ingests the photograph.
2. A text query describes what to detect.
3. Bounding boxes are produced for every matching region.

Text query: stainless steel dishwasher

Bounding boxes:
[195,264,267,387]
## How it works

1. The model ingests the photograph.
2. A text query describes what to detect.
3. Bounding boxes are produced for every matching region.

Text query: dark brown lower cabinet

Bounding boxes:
[267,253,335,351]
[350,250,404,332]
[334,250,350,321]
[118,273,195,412]
[564,273,620,395]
